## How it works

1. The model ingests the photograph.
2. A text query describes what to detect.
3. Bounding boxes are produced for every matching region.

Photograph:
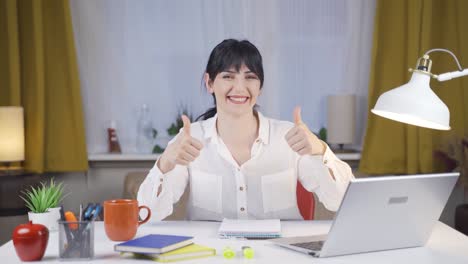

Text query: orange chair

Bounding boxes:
[296,181,315,220]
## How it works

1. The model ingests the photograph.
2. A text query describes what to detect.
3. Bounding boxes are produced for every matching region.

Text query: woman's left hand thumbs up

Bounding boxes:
[285,106,326,156]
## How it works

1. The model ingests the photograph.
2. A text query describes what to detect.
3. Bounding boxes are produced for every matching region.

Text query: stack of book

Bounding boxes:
[114,234,216,262]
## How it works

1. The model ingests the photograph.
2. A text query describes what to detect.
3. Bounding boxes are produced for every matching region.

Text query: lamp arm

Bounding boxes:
[421,48,468,82]
[424,48,464,71]
[437,68,468,82]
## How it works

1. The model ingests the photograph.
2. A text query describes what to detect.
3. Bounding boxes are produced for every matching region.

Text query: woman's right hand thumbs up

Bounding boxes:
[181,115,191,135]
[158,115,204,173]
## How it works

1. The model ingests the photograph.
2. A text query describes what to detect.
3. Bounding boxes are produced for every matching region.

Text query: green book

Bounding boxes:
[133,244,216,262]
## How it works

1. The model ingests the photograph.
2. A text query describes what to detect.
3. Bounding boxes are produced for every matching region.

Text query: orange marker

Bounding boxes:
[64,211,78,230]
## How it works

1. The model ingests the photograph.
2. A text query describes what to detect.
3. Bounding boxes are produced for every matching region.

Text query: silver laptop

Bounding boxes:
[271,172,459,258]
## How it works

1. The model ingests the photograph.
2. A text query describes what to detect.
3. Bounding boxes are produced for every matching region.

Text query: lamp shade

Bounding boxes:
[371,72,450,130]
[0,106,25,162]
[327,95,356,145]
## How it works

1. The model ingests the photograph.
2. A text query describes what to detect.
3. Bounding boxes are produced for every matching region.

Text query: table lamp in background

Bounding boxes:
[327,94,356,152]
[0,106,25,174]
[372,48,468,130]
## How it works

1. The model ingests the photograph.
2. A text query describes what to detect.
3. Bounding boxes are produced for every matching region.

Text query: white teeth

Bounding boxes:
[228,96,248,103]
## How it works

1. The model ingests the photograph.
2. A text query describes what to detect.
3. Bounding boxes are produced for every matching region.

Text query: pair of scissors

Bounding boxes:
[83,203,102,221]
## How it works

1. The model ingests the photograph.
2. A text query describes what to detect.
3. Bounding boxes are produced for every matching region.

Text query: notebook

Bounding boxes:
[218,218,281,238]
[132,244,216,262]
[114,234,193,254]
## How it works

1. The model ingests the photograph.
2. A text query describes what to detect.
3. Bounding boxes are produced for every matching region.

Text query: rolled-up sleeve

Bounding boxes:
[137,136,189,222]
[297,145,355,211]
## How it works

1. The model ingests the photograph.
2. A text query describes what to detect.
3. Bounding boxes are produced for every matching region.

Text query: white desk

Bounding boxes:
[1,220,467,263]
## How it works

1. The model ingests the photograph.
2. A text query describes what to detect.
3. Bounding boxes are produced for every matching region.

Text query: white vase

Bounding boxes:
[28,211,55,232]
[47,207,62,232]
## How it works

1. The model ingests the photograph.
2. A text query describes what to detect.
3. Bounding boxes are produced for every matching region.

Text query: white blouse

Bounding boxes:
[137,112,354,222]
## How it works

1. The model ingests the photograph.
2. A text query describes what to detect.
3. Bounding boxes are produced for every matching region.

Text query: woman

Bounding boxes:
[138,39,354,221]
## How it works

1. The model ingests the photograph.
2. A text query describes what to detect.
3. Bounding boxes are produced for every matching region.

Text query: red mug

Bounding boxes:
[104,199,151,241]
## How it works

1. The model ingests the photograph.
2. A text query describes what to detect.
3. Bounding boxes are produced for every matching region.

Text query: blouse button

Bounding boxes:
[160,178,164,183]
[239,187,244,191]
[240,207,245,212]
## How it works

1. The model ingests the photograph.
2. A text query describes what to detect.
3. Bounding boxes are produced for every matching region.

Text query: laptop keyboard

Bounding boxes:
[292,241,325,251]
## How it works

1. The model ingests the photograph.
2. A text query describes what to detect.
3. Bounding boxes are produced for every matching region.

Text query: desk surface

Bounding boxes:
[1,220,467,263]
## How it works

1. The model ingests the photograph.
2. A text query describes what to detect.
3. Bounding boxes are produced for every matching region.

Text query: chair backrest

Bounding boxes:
[296,180,315,220]
[123,171,189,220]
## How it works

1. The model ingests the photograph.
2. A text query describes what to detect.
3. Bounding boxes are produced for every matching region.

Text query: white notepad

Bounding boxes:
[218,219,282,238]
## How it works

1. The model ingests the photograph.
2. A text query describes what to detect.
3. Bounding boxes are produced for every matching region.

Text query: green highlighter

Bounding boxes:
[223,247,235,259]
[242,246,254,259]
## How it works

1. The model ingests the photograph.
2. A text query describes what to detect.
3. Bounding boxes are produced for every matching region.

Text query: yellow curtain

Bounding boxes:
[0,0,88,172]
[360,0,468,174]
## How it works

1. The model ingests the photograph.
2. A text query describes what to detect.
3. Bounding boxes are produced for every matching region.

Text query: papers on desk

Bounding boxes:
[218,218,281,239]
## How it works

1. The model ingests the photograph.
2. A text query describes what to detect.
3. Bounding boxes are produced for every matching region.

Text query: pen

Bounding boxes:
[60,206,77,258]
[79,204,83,221]
[92,204,102,220]
[82,203,100,258]
[59,205,72,243]
[83,203,95,220]
[79,204,99,237]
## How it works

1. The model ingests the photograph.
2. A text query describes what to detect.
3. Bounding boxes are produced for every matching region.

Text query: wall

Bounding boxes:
[69,0,376,154]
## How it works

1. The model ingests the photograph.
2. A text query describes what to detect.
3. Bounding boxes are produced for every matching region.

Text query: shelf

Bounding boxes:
[88,153,160,162]
[335,152,361,161]
[88,152,361,162]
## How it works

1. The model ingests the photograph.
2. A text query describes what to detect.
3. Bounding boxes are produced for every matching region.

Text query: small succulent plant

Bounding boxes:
[20,179,68,213]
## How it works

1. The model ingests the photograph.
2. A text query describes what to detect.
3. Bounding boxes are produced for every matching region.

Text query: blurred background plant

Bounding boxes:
[153,105,193,154]
[434,136,468,236]
[152,128,165,154]
[433,136,468,189]
[167,105,193,136]
[318,127,327,143]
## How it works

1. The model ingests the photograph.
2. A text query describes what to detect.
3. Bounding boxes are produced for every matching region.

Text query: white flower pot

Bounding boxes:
[47,207,62,232]
[28,211,55,232]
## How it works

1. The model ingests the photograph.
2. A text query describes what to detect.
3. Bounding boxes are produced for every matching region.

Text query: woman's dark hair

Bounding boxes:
[196,39,264,121]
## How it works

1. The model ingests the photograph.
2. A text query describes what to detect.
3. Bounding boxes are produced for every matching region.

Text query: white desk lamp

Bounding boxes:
[372,49,468,130]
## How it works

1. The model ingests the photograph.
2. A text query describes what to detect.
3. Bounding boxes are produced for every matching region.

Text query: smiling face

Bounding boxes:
[205,64,261,117]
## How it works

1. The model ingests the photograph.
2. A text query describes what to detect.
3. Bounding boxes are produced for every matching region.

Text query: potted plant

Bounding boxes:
[20,179,68,232]
[434,137,468,235]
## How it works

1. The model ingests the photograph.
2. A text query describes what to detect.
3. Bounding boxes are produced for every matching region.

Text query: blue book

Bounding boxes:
[114,234,194,254]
